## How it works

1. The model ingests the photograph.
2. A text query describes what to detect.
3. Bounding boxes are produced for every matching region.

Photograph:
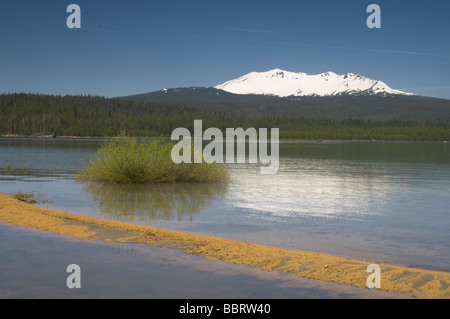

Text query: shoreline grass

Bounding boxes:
[76,138,229,184]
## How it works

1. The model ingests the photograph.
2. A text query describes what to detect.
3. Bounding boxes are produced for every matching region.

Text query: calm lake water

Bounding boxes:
[1,137,449,298]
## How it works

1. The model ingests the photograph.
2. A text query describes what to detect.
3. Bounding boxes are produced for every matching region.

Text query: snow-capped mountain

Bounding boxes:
[214,68,413,97]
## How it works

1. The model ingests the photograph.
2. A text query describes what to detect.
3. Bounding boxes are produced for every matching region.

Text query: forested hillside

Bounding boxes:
[122,87,450,122]
[1,93,449,141]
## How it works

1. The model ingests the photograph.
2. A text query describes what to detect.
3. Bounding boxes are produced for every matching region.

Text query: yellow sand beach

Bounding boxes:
[1,193,449,299]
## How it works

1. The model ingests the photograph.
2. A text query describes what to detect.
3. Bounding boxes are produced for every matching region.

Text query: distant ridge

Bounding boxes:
[120,69,450,122]
[121,89,450,122]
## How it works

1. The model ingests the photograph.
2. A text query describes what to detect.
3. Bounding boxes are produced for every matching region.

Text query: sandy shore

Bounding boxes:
[1,193,449,299]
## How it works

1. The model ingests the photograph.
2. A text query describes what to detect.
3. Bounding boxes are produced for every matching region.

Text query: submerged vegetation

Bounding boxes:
[1,93,449,141]
[12,192,37,204]
[11,191,48,204]
[76,138,229,184]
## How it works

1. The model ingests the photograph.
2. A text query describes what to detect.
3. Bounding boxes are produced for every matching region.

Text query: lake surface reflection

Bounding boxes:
[80,181,228,222]
[1,138,449,272]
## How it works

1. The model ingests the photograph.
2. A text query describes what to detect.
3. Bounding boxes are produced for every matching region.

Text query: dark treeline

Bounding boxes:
[1,93,449,141]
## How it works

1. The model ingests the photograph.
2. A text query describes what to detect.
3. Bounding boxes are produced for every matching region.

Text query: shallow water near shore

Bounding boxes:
[0,137,449,297]
[0,223,412,299]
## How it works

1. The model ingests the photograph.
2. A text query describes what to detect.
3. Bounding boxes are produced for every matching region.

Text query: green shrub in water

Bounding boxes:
[76,138,229,184]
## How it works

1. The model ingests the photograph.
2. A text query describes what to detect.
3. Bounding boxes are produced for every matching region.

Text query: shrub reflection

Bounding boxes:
[80,181,228,222]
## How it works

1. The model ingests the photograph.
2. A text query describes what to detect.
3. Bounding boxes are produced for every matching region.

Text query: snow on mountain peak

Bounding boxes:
[214,68,413,97]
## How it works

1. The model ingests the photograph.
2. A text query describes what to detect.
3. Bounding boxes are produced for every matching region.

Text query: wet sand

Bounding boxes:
[1,193,449,299]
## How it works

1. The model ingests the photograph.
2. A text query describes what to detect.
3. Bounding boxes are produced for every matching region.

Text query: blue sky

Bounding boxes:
[1,0,449,99]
